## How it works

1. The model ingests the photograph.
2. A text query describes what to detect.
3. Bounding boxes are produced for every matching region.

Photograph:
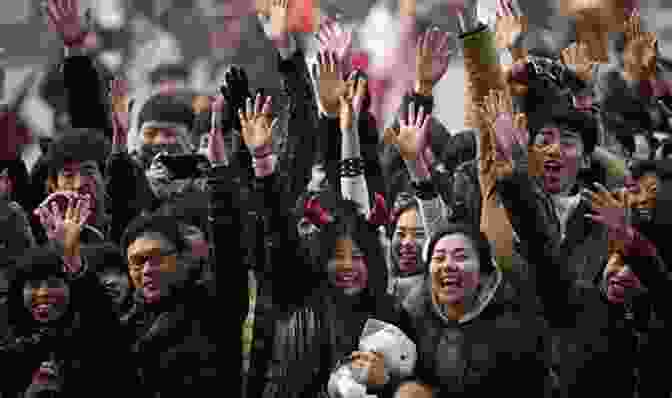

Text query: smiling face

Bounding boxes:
[22,277,70,323]
[533,125,586,195]
[430,233,481,306]
[326,236,368,296]
[392,207,425,274]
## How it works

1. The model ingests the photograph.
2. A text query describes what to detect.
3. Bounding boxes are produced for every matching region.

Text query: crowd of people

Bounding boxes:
[0,0,671,397]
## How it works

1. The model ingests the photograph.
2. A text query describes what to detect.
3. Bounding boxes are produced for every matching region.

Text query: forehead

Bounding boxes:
[127,233,174,255]
[334,237,362,252]
[433,233,475,253]
[396,207,419,227]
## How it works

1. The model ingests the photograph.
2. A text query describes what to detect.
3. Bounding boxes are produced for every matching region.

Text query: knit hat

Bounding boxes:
[137,93,194,132]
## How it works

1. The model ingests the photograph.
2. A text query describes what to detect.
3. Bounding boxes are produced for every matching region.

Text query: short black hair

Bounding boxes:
[120,214,188,259]
[424,223,495,275]
[81,242,126,274]
[46,128,109,179]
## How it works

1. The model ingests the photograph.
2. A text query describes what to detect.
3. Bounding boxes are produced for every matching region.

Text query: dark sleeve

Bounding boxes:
[446,162,480,229]
[320,115,342,196]
[277,51,320,203]
[206,165,246,398]
[495,167,577,327]
[105,153,154,243]
[437,129,477,174]
[256,172,320,307]
[62,56,111,137]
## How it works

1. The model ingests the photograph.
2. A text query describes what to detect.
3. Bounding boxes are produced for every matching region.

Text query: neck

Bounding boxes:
[443,302,465,321]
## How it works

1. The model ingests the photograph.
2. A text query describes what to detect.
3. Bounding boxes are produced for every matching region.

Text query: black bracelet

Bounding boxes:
[412,180,438,200]
[339,158,365,178]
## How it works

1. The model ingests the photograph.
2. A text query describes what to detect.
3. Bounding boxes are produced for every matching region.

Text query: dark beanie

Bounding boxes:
[137,94,194,131]
[46,128,109,178]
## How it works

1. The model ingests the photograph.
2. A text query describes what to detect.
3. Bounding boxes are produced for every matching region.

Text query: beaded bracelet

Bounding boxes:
[339,158,365,178]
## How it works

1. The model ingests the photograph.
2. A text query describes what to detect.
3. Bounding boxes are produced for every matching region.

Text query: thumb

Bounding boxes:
[383,127,399,146]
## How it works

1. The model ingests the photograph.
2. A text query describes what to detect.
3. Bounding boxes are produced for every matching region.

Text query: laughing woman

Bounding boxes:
[0,198,133,397]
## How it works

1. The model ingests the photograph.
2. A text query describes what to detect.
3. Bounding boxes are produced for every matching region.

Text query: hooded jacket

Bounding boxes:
[400,261,549,396]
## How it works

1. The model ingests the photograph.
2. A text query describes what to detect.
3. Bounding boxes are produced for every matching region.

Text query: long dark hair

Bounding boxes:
[314,199,388,308]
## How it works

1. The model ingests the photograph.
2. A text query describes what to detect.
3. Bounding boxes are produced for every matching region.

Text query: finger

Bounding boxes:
[254,93,262,115]
[496,0,505,17]
[261,96,273,115]
[383,127,400,146]
[245,97,254,120]
[238,108,247,125]
[408,101,416,126]
[46,0,62,22]
[421,30,430,57]
[436,31,452,56]
[416,106,425,129]
[504,0,515,17]
[356,78,367,99]
[317,30,328,46]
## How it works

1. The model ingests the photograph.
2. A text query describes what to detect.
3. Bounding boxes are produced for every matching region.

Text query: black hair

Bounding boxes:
[45,129,109,179]
[120,214,189,259]
[313,199,388,306]
[423,223,495,276]
[388,191,418,237]
[529,109,599,155]
[148,63,189,86]
[6,247,69,331]
[137,93,195,131]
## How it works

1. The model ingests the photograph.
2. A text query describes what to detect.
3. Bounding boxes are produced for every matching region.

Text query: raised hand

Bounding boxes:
[317,18,353,72]
[42,0,89,47]
[581,182,634,253]
[318,51,346,116]
[110,78,129,150]
[239,94,277,156]
[35,192,92,257]
[479,89,529,177]
[561,42,594,83]
[339,71,369,132]
[623,10,657,82]
[270,0,289,47]
[495,0,528,60]
[222,65,251,131]
[415,28,455,95]
[383,101,431,164]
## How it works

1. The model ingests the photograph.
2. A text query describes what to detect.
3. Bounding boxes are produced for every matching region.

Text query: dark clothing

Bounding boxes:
[400,274,550,397]
[496,161,670,398]
[0,266,132,397]
[121,281,217,398]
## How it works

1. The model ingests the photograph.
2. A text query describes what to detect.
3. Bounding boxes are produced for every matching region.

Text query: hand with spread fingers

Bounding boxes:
[383,101,432,182]
[495,0,528,61]
[623,10,658,82]
[561,42,595,83]
[35,192,92,258]
[239,94,277,155]
[351,351,387,387]
[318,51,347,116]
[581,182,635,253]
[415,28,455,96]
[317,18,353,72]
[42,0,89,47]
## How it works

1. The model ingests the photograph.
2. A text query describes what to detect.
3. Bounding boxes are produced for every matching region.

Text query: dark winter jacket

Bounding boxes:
[400,269,550,397]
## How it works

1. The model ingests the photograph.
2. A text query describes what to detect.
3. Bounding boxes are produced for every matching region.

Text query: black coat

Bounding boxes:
[400,272,550,397]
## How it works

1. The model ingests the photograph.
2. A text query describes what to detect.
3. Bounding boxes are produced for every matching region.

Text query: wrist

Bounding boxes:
[252,153,276,178]
[212,111,223,130]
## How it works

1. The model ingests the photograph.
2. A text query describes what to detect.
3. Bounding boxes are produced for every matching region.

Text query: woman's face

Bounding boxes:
[603,252,643,304]
[392,208,425,274]
[326,237,368,296]
[23,277,70,323]
[430,233,481,305]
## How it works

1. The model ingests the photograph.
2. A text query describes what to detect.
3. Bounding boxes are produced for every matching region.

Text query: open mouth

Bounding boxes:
[544,161,563,175]
[337,272,357,283]
[438,275,461,289]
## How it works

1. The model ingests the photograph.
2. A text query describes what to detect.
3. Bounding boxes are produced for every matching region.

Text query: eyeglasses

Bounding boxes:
[128,249,178,272]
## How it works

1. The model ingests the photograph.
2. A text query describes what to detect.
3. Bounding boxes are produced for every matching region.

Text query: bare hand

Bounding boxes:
[351,351,387,387]
[383,101,431,162]
[623,11,657,81]
[318,51,346,115]
[317,18,353,69]
[270,0,289,47]
[561,42,594,82]
[416,28,455,92]
[110,78,129,147]
[42,0,88,46]
[495,0,527,52]
[35,192,92,255]
[238,94,277,155]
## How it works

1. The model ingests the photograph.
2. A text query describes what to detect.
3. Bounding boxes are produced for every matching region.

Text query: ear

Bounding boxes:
[581,153,591,170]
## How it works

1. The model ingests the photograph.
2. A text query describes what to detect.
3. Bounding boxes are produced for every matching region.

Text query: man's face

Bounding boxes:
[22,277,70,323]
[54,160,104,218]
[142,126,179,146]
[126,233,189,304]
[533,125,585,194]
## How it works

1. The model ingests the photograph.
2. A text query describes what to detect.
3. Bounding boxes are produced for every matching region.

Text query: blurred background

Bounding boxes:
[1,0,671,141]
